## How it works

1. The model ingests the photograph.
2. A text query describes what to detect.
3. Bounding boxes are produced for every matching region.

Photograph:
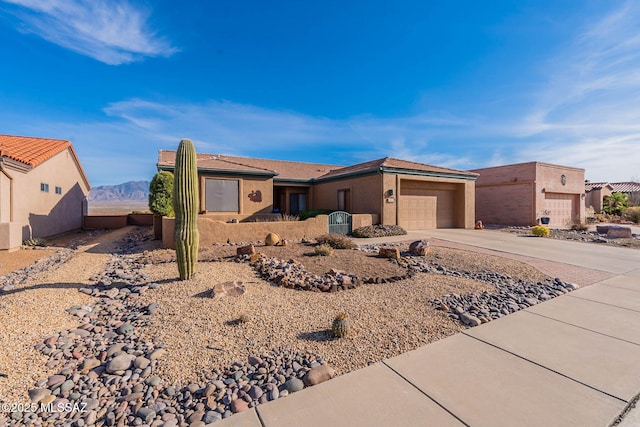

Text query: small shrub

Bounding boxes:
[280,213,299,222]
[595,213,611,222]
[531,225,550,237]
[567,216,589,231]
[331,313,350,338]
[316,233,357,249]
[298,209,333,220]
[314,244,334,256]
[22,238,46,247]
[351,224,407,238]
[622,206,640,224]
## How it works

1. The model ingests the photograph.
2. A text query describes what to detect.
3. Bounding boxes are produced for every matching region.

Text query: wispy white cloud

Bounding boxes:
[1,0,177,64]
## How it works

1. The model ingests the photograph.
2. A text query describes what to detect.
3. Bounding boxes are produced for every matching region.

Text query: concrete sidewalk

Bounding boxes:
[217,234,640,426]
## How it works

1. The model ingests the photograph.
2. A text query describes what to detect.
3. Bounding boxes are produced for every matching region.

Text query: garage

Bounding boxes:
[398,180,459,229]
[544,192,578,227]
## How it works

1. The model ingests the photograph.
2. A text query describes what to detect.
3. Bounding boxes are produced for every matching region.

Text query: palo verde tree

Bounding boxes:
[173,139,199,280]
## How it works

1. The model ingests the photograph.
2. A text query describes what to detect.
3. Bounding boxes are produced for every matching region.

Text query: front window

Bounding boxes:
[205,179,239,212]
[55,186,62,195]
[40,183,49,192]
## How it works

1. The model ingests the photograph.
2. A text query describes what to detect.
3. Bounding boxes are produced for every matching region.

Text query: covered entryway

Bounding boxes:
[543,193,579,227]
[398,180,459,230]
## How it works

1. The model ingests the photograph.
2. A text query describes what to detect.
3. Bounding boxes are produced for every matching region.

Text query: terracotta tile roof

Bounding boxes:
[0,134,71,167]
[611,182,640,192]
[585,182,612,191]
[158,150,341,181]
[318,157,478,179]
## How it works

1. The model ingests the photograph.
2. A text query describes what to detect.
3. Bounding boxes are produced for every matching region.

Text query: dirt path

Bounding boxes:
[0,227,134,403]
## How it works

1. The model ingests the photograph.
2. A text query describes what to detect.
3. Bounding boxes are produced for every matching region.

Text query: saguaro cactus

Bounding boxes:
[173,139,199,280]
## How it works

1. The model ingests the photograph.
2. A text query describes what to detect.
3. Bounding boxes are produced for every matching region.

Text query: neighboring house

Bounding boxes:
[471,162,585,227]
[157,151,478,229]
[0,134,90,250]
[585,181,640,212]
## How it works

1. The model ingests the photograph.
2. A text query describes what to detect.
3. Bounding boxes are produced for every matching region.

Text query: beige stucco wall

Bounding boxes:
[473,162,585,227]
[0,171,10,222]
[0,148,89,248]
[313,174,383,215]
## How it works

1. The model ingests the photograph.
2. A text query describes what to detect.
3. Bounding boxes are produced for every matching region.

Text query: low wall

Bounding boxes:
[83,213,154,230]
[0,222,24,251]
[352,213,379,229]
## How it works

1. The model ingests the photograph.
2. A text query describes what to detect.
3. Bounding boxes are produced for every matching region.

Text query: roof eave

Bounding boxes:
[380,166,479,181]
[158,164,278,178]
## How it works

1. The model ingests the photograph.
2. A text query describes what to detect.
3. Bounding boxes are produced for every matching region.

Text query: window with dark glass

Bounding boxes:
[40,183,49,192]
[205,179,239,212]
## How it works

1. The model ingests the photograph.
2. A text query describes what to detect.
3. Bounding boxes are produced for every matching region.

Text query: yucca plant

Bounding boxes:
[332,313,350,338]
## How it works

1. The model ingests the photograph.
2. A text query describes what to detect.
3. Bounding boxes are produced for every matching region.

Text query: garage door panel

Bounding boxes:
[544,193,578,227]
[399,196,437,230]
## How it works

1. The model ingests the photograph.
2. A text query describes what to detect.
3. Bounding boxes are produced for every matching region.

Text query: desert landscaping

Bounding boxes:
[0,224,595,426]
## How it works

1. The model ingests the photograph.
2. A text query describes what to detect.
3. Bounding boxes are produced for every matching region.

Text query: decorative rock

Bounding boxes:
[230,399,249,413]
[148,348,167,361]
[237,244,256,256]
[47,374,66,388]
[283,377,304,393]
[81,358,101,374]
[409,240,430,256]
[302,365,335,386]
[265,233,281,246]
[607,226,632,239]
[213,281,247,298]
[28,388,51,403]
[248,385,263,400]
[378,247,401,260]
[247,355,263,366]
[136,408,156,423]
[134,356,151,369]
[459,313,482,327]
[106,354,133,374]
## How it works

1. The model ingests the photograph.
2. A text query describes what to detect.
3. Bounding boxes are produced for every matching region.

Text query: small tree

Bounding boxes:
[149,171,174,239]
[602,192,629,216]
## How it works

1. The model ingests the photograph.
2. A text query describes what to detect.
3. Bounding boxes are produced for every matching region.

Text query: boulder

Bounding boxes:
[379,247,401,260]
[212,281,247,298]
[236,244,256,256]
[265,233,281,246]
[303,364,335,386]
[409,240,429,256]
[607,226,632,239]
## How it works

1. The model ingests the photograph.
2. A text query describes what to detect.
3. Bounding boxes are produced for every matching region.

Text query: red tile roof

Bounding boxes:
[0,134,72,167]
[611,182,640,193]
[0,134,90,188]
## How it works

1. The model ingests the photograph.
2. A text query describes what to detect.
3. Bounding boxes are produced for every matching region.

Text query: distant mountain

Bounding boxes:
[88,181,150,202]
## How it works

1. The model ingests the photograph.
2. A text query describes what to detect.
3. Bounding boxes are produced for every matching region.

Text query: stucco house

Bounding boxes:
[586,181,640,212]
[157,151,478,230]
[0,134,90,250]
[471,161,585,227]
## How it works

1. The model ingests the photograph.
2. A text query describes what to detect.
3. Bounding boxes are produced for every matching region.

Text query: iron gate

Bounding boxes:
[328,211,352,235]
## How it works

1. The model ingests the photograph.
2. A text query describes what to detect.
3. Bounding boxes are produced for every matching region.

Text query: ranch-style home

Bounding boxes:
[472,161,586,227]
[157,150,478,230]
[0,134,90,250]
[585,181,640,213]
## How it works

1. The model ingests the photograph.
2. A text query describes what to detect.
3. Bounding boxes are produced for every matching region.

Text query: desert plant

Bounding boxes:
[567,216,589,231]
[280,213,299,221]
[351,224,407,238]
[22,238,46,247]
[331,312,350,338]
[603,192,629,216]
[149,171,175,217]
[173,139,200,280]
[531,225,550,237]
[314,244,334,256]
[622,206,640,224]
[316,233,357,249]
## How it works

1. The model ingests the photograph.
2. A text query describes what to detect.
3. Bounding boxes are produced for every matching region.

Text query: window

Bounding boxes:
[205,179,239,212]
[55,186,62,195]
[337,189,351,211]
[289,193,307,215]
[40,183,49,192]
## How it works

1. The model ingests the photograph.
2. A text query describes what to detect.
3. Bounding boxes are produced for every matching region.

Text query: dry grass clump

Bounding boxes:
[316,233,357,249]
[314,244,334,256]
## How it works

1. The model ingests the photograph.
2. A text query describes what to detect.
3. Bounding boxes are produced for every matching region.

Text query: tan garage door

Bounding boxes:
[398,181,457,229]
[544,193,578,227]
[399,195,437,229]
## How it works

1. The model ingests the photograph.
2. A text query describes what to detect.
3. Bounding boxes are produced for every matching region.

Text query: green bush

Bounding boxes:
[316,233,357,249]
[298,209,333,220]
[351,224,407,238]
[622,206,640,224]
[149,171,174,217]
[22,238,46,247]
[531,225,550,237]
[603,192,629,216]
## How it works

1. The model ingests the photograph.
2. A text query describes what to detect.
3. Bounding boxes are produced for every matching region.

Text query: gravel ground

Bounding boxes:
[0,248,57,276]
[0,227,134,403]
[136,261,493,387]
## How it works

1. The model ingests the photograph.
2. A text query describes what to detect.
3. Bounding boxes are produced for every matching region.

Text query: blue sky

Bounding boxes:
[1,0,639,186]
